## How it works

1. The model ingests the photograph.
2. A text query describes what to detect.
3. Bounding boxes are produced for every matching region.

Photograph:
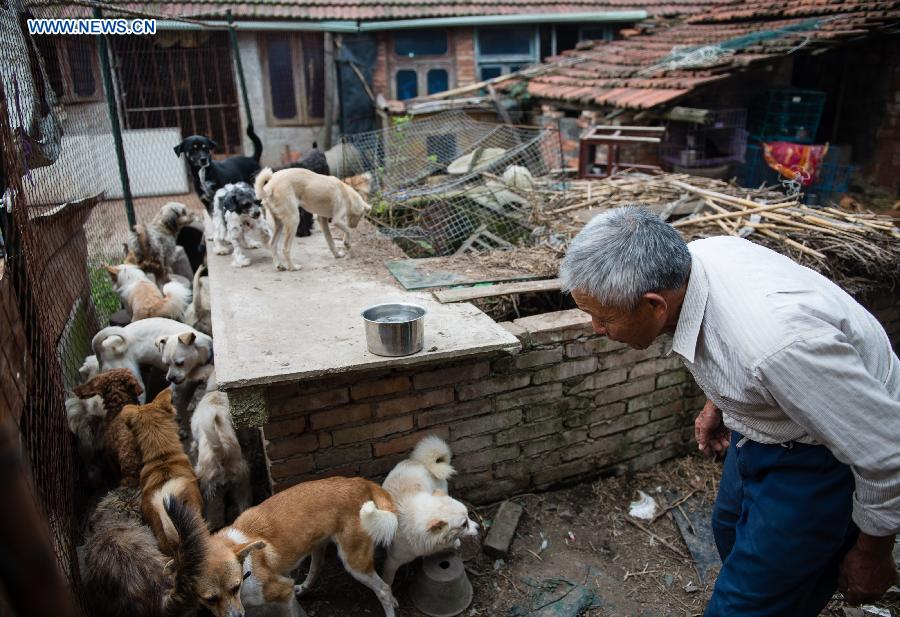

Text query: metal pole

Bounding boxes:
[94,6,135,227]
[227,11,254,135]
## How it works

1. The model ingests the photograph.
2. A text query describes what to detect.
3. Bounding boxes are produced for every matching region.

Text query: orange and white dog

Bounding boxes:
[105,263,191,322]
[198,476,399,617]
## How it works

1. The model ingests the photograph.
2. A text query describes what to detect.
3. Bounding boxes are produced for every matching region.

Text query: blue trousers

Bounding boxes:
[705,432,858,617]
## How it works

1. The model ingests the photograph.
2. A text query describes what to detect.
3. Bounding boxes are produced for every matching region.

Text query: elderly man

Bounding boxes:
[560,206,899,616]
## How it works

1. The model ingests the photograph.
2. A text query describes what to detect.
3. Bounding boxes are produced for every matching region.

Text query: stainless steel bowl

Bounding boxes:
[361,303,426,356]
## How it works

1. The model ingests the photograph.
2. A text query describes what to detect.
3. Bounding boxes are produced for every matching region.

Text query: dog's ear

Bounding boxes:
[178,331,196,346]
[234,540,266,562]
[119,405,137,428]
[163,559,175,576]
[173,140,185,157]
[432,489,447,497]
[131,378,144,400]
[155,336,168,354]
[153,387,174,409]
[207,138,221,152]
[427,519,448,533]
[103,264,119,280]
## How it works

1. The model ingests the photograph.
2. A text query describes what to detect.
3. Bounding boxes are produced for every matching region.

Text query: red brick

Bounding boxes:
[332,416,413,446]
[267,433,319,460]
[271,387,348,416]
[309,403,372,431]
[263,416,306,440]
[417,398,494,428]
[374,388,454,418]
[413,361,490,390]
[457,374,531,401]
[373,427,451,458]
[350,376,411,400]
[269,455,314,479]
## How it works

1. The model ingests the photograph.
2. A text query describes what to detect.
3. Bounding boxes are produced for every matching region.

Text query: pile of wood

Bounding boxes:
[533,172,900,297]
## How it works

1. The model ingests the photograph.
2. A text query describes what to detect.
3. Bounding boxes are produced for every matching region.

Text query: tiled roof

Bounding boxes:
[30,0,742,21]
[502,0,900,109]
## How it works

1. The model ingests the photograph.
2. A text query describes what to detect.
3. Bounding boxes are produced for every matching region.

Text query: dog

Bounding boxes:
[381,436,479,585]
[68,368,144,487]
[119,388,205,556]
[126,202,196,283]
[199,476,399,617]
[211,182,272,268]
[285,142,329,237]
[80,354,100,382]
[175,128,263,212]
[182,264,212,336]
[92,318,213,401]
[254,167,371,270]
[343,172,373,202]
[105,263,192,321]
[80,487,207,617]
[190,389,251,530]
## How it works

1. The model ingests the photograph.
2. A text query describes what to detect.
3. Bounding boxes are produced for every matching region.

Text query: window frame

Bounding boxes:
[258,32,325,127]
[390,29,455,100]
[38,36,102,103]
[475,26,539,80]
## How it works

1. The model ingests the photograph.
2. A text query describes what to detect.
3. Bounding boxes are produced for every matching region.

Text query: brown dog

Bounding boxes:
[120,388,204,555]
[71,368,144,487]
[197,476,399,617]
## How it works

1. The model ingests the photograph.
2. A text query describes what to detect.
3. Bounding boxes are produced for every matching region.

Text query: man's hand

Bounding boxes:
[839,532,898,605]
[695,400,730,455]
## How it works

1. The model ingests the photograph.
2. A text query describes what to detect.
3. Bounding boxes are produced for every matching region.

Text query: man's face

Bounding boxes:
[571,289,665,350]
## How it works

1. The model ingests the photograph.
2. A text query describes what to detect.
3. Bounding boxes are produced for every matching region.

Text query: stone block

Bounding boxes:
[413,361,491,390]
[332,416,413,446]
[483,501,524,559]
[451,409,522,440]
[457,374,531,401]
[533,357,598,385]
[350,376,411,400]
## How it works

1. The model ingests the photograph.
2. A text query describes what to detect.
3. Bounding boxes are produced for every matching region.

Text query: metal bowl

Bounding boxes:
[361,303,426,357]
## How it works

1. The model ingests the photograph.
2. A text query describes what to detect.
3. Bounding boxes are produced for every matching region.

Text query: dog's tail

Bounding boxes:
[410,435,456,482]
[158,280,192,320]
[254,167,275,201]
[162,495,208,616]
[92,326,128,361]
[247,125,263,162]
[359,499,398,548]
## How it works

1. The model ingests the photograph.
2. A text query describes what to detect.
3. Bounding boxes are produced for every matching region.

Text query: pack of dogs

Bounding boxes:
[67,132,477,617]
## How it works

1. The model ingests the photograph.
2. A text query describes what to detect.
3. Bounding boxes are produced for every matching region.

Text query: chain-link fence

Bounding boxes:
[340,112,564,256]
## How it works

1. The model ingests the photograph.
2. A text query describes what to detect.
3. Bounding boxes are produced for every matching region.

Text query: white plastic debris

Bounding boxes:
[538,531,549,554]
[628,490,659,520]
[683,581,700,593]
[860,607,891,617]
[502,165,534,191]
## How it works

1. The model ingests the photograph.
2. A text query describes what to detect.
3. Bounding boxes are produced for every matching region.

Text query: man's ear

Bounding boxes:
[427,519,448,533]
[177,331,196,346]
[642,292,668,319]
[234,540,266,562]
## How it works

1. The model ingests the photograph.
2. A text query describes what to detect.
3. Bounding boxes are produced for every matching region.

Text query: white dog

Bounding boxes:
[381,436,479,584]
[92,318,213,401]
[182,264,212,336]
[212,182,272,268]
[190,388,251,529]
[254,167,371,271]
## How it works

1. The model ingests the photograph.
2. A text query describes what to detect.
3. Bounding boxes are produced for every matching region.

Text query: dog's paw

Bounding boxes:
[232,256,251,268]
[335,249,346,258]
[391,596,399,609]
[214,246,232,255]
[294,584,310,596]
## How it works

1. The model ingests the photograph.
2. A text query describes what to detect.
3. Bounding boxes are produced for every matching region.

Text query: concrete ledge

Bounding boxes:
[207,228,521,390]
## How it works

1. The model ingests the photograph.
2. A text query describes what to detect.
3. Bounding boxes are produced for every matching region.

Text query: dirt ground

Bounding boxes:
[287,453,898,617]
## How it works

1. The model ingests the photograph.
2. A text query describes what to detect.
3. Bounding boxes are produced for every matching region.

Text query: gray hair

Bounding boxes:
[559,205,691,312]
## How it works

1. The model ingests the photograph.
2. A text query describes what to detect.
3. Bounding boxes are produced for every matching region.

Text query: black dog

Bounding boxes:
[281,141,330,237]
[174,127,263,213]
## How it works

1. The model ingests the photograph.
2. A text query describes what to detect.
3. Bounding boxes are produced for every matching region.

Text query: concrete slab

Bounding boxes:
[207,227,521,390]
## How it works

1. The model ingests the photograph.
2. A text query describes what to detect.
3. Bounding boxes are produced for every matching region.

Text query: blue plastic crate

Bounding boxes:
[739,143,853,205]
[748,89,826,144]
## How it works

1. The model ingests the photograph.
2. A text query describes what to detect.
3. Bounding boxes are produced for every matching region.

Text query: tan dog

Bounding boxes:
[254,167,371,270]
[199,476,399,617]
[342,172,372,202]
[105,263,191,322]
[120,388,204,555]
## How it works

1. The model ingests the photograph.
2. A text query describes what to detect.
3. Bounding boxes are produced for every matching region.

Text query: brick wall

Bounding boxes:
[263,309,703,503]
[372,32,389,98]
[454,28,476,87]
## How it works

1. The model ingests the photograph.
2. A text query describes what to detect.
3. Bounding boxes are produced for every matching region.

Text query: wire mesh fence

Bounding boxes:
[339,112,564,256]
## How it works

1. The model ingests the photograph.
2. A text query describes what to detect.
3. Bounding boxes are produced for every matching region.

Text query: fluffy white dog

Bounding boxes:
[212,182,272,268]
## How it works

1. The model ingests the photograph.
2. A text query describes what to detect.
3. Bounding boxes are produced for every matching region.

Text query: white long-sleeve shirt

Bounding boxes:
[671,236,900,536]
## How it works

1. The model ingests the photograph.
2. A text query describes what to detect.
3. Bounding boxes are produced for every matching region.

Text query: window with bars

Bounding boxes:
[33,34,101,102]
[260,32,325,126]
[391,29,454,100]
